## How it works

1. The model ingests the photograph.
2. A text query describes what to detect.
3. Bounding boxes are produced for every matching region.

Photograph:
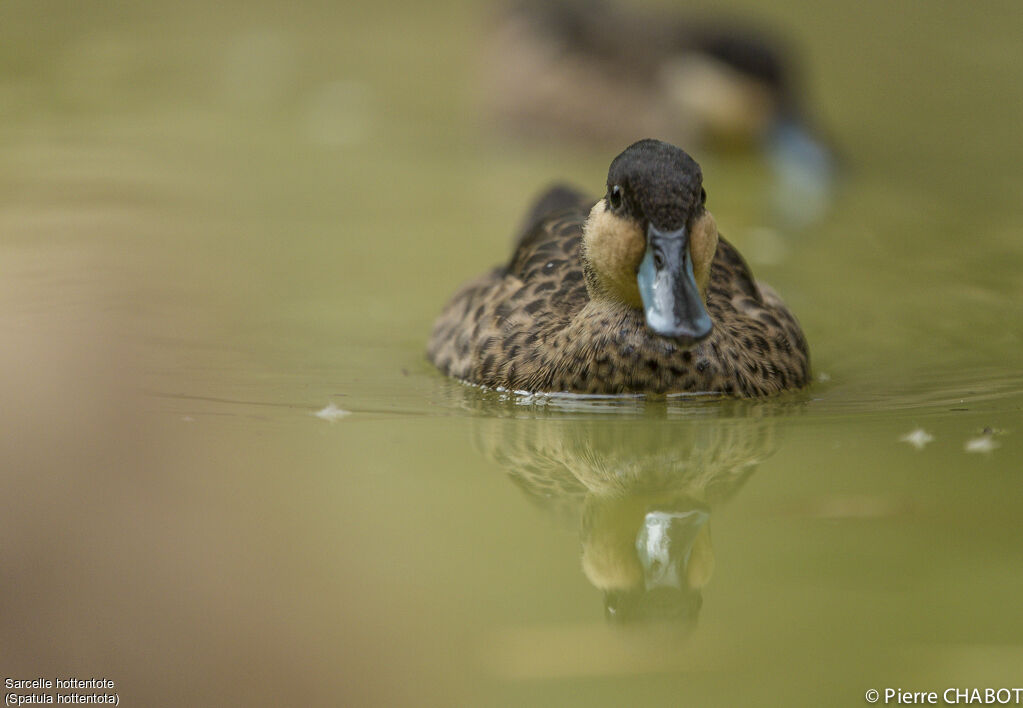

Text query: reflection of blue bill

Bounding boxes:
[636,509,710,591]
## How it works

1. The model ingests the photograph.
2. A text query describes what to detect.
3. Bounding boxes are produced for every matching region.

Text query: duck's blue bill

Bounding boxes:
[637,224,713,343]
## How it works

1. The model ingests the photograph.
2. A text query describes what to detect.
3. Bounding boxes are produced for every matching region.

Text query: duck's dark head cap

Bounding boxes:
[607,139,703,231]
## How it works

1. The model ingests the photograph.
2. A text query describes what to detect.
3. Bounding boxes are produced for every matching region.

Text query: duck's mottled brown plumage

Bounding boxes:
[428,143,810,397]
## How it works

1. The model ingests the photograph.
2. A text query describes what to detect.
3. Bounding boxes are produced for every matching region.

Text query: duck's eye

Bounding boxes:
[608,185,623,210]
[700,187,707,206]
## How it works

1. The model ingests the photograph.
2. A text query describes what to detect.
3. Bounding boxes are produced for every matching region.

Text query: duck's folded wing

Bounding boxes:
[507,185,592,284]
[510,184,591,252]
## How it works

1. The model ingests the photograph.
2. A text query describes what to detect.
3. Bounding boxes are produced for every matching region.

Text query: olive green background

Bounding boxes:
[2,0,1022,705]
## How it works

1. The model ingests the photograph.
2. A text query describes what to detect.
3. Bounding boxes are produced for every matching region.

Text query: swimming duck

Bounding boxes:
[428,139,810,397]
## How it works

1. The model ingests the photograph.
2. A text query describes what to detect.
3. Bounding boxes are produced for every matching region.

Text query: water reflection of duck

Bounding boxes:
[428,139,810,396]
[471,402,776,624]
[482,0,836,224]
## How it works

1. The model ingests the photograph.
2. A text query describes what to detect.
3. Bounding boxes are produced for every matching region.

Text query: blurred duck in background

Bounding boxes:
[482,0,837,226]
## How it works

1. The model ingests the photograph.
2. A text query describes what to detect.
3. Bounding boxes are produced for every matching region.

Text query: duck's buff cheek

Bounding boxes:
[688,210,719,294]
[583,200,645,307]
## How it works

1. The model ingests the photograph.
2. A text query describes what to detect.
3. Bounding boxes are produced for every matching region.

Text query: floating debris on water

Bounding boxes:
[900,428,934,450]
[817,372,831,382]
[964,436,999,454]
[315,403,351,421]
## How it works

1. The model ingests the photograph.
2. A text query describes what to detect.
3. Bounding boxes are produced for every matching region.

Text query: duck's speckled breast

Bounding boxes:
[427,210,809,397]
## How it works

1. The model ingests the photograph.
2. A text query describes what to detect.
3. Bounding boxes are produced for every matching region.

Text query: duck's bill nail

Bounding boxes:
[635,509,709,591]
[638,225,713,343]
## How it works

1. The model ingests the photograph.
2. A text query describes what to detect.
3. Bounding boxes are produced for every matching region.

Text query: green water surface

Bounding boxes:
[2,1,1022,705]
